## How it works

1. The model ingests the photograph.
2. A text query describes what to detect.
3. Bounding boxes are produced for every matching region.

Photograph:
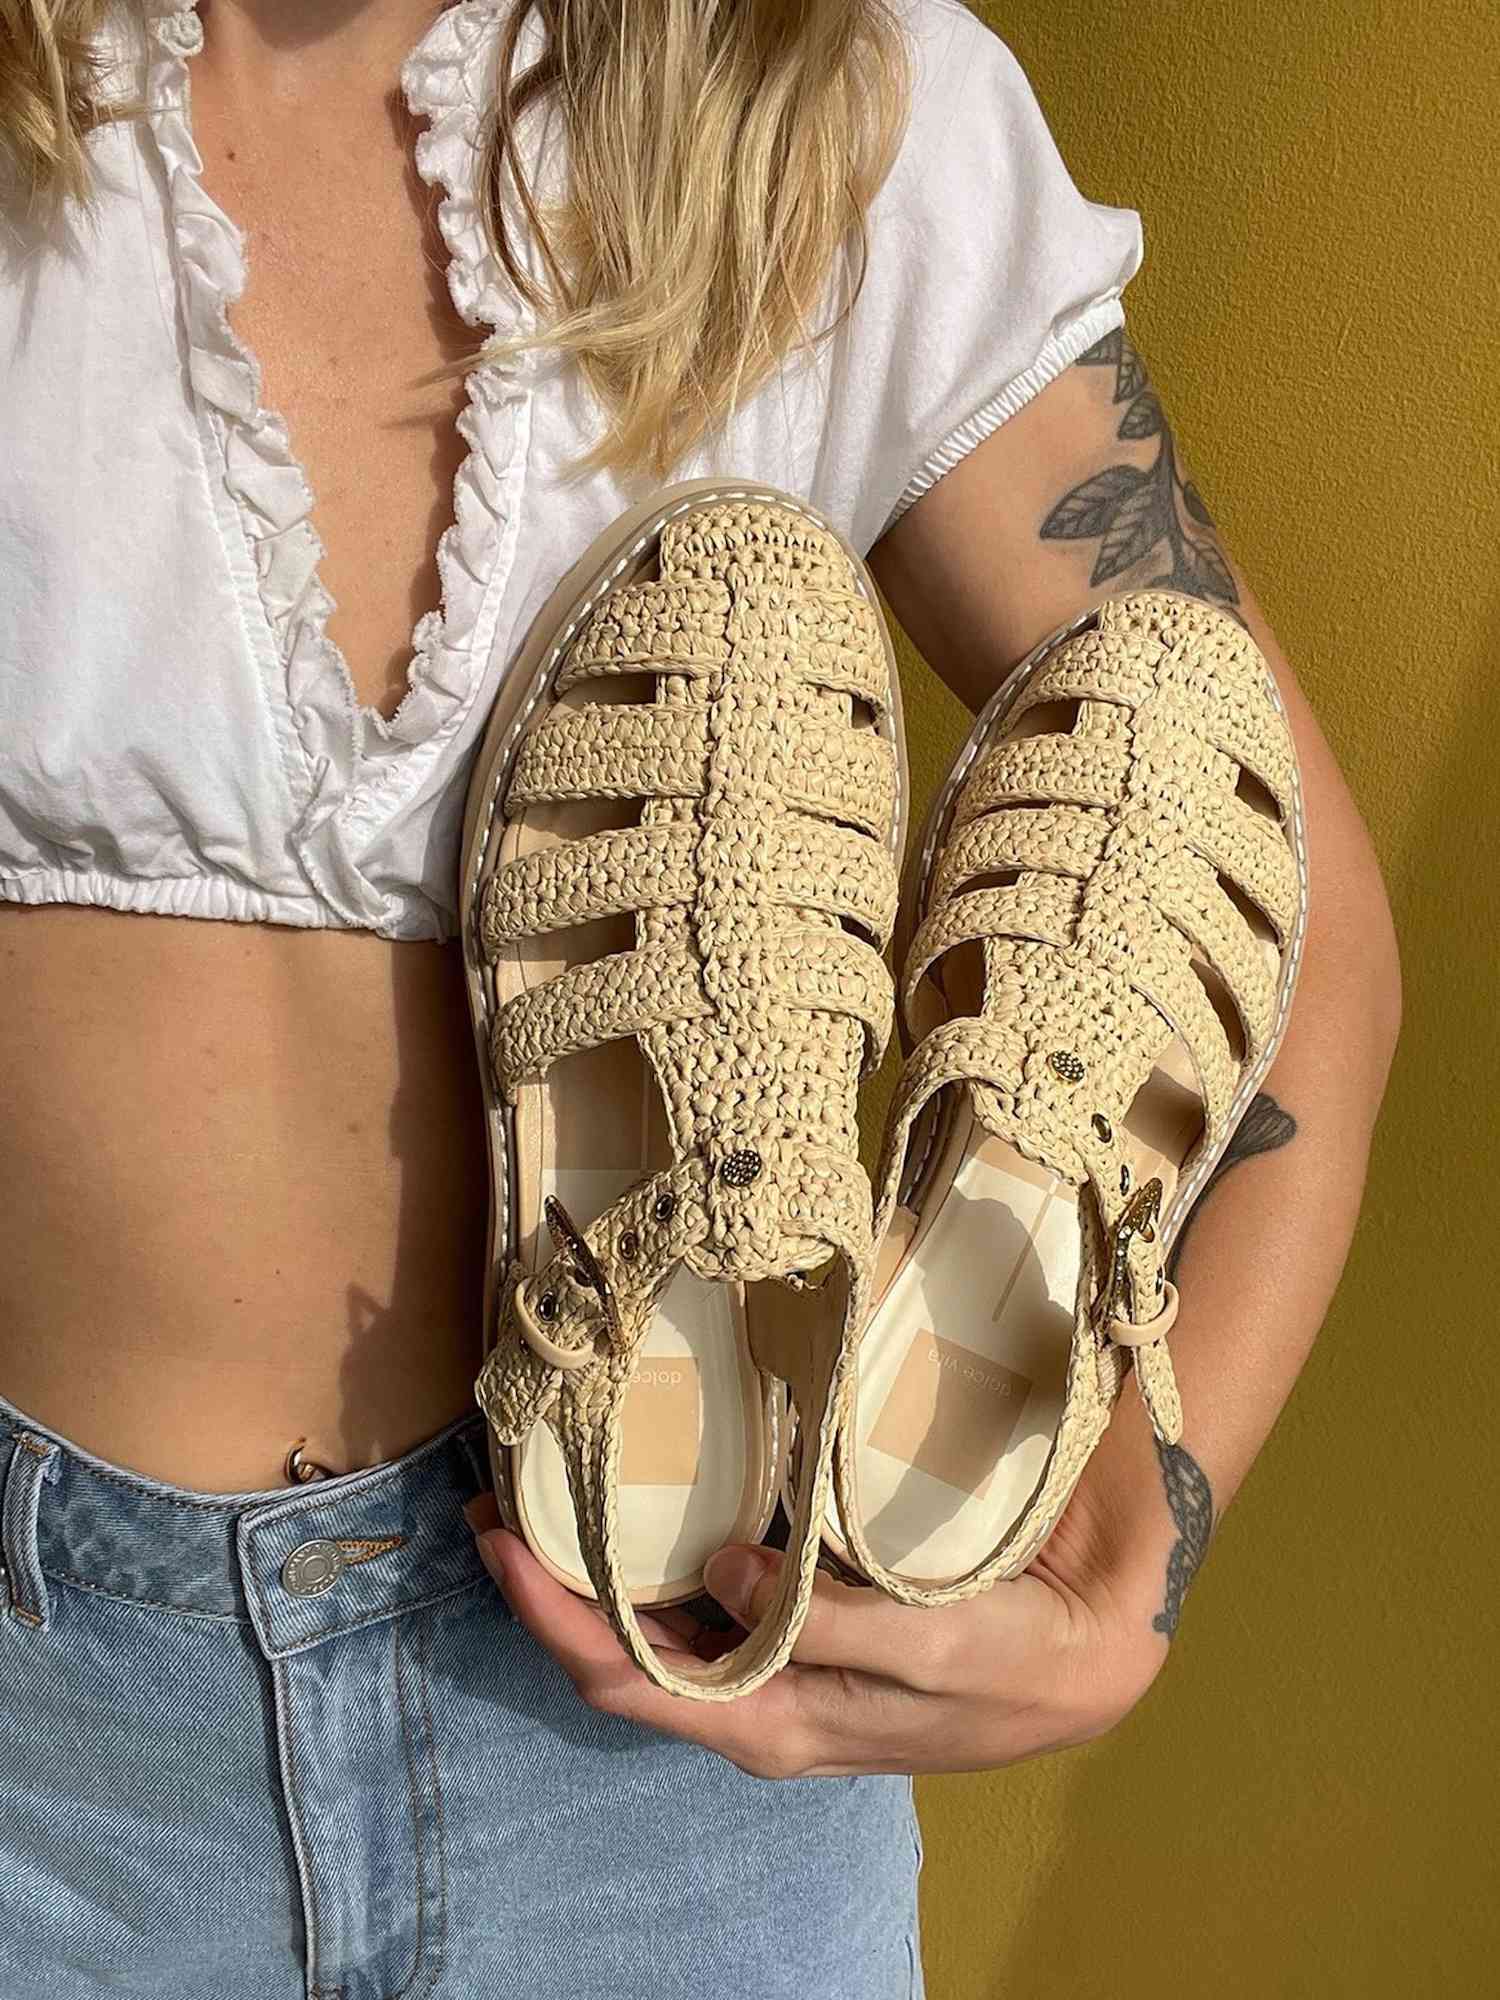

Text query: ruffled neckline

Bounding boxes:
[137,0,540,931]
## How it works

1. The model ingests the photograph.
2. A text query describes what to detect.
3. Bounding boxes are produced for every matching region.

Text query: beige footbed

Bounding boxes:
[819,950,1275,1587]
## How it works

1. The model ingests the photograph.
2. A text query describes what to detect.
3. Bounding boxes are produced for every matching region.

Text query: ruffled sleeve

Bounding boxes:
[812,0,1145,558]
[140,0,538,933]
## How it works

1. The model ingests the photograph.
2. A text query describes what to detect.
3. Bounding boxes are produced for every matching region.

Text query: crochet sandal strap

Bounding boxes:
[472,494,904,1695]
[476,1140,873,1699]
[830,590,1305,1604]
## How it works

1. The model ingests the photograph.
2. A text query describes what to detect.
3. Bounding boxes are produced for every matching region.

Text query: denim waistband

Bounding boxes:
[0,1386,493,1660]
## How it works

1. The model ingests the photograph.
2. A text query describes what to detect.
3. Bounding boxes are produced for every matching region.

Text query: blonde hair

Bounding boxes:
[1,0,914,484]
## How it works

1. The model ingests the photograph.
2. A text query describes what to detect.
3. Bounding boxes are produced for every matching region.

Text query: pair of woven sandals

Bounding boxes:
[458,481,1306,1701]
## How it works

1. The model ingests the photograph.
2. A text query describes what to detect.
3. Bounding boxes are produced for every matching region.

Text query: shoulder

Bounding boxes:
[891,0,1041,112]
[878,0,1074,214]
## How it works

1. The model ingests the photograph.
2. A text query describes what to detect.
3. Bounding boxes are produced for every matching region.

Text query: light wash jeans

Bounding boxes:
[0,1388,924,1998]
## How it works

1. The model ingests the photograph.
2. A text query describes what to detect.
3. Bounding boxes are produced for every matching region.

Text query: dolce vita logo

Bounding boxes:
[635,1367,687,1389]
[869,1330,1032,1494]
[925,1340,1018,1398]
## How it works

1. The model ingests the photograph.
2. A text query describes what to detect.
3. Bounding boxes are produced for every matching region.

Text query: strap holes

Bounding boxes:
[1007,697,1081,742]
[1234,761,1283,823]
[1217,868,1280,949]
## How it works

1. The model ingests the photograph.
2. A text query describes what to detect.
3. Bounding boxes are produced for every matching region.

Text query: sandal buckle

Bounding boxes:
[1092,1178,1165,1338]
[543,1193,624,1348]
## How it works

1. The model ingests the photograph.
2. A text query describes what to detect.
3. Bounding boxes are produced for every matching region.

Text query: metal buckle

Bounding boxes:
[1092,1177,1164,1336]
[543,1192,622,1346]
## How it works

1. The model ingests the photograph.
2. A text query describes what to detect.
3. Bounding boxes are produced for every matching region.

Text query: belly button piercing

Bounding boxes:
[284,1439,336,1485]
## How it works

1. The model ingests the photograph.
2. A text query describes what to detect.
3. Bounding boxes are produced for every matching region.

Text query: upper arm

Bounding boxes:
[866,322,1402,1027]
[809,1,1145,560]
[865,321,1244,706]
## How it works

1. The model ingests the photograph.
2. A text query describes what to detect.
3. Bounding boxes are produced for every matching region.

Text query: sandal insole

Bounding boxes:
[831,1125,1075,1581]
[515,1164,755,1599]
[831,934,1282,1587]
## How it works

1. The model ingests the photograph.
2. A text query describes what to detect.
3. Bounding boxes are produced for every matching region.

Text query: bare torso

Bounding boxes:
[0,23,495,1490]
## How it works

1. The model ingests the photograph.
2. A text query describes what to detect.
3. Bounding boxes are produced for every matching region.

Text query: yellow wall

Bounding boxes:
[887,4,1500,1992]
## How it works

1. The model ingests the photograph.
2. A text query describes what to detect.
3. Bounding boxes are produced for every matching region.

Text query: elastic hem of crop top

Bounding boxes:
[0,869,390,935]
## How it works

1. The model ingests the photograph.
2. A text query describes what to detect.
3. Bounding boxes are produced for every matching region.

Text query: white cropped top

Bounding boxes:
[0,0,1144,943]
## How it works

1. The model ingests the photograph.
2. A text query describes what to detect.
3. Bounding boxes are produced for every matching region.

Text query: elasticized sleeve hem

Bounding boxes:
[877,294,1129,545]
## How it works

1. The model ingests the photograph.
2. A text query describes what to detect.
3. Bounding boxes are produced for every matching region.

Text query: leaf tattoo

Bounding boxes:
[1043,328,1245,623]
[1167,1092,1298,1282]
[1145,1093,1295,1636]
[1151,1438,1215,1639]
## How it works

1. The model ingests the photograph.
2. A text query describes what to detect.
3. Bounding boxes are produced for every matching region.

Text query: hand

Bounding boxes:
[461,1470,1173,1778]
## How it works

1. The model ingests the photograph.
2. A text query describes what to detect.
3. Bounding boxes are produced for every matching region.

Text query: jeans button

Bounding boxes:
[282,1538,346,1596]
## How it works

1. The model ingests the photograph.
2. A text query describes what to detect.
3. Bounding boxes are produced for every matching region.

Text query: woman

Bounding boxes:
[0,1,1400,1995]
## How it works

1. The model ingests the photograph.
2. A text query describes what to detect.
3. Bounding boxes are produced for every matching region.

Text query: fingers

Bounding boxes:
[475,1527,696,1681]
[469,1516,1097,1779]
[700,1543,1045,1694]
[474,1528,822,1775]
[464,1496,703,1651]
[463,1490,502,1536]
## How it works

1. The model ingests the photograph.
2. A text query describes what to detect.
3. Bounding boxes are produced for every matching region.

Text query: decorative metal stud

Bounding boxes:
[720,1148,763,1188]
[1049,1051,1086,1083]
[654,1191,677,1222]
[536,1289,559,1321]
[1120,1163,1132,1194]
[1092,1113,1114,1143]
[619,1230,640,1261]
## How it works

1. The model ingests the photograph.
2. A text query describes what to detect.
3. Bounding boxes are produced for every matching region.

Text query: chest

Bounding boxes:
[186,75,479,723]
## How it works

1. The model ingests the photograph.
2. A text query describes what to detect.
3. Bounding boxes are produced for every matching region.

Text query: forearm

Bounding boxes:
[1066,977,1395,1638]
[1047,563,1403,1637]
[868,335,1402,1643]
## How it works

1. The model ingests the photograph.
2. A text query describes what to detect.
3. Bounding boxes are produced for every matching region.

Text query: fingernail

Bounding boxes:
[703,1545,773,1621]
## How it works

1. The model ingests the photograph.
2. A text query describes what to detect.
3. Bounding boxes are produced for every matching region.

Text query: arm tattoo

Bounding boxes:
[1151,1439,1215,1639]
[1042,328,1246,626]
[1036,340,1295,1639]
[1167,1091,1298,1283]
[1148,1092,1297,1636]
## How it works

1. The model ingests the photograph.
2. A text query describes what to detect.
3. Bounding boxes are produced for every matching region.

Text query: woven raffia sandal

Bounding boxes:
[807,589,1306,1603]
[458,480,906,1697]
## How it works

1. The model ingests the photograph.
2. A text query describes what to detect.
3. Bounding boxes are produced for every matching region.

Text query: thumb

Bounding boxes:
[702,1543,779,1628]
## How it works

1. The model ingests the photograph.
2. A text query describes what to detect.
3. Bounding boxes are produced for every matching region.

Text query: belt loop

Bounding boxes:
[2,1430,61,1631]
[455,1422,491,1503]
